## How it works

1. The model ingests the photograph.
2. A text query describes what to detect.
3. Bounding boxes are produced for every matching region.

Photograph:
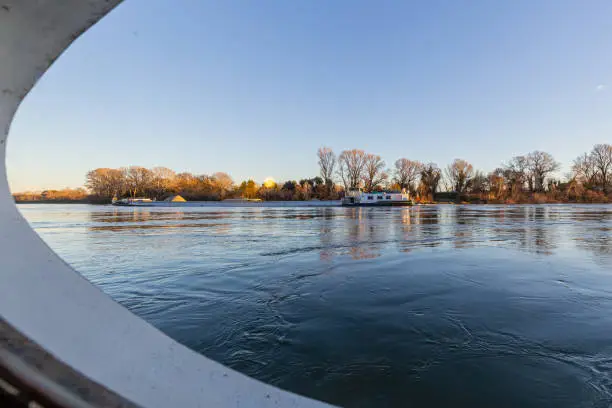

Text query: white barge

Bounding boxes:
[111,197,156,207]
[342,189,413,207]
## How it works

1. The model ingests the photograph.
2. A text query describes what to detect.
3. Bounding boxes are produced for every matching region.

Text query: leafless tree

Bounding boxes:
[445,159,474,193]
[393,158,421,193]
[362,154,388,192]
[440,176,452,193]
[590,144,612,193]
[503,155,528,194]
[337,149,367,190]
[420,163,441,199]
[150,166,176,198]
[526,151,559,192]
[212,172,234,194]
[85,168,124,199]
[469,170,488,194]
[572,152,598,188]
[317,147,337,196]
[123,166,152,198]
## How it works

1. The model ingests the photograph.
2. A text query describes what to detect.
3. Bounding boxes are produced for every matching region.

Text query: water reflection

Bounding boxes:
[82,204,612,262]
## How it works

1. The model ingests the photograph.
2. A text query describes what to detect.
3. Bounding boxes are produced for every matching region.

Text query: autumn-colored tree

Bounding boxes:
[174,172,214,200]
[488,169,506,200]
[14,188,88,202]
[212,172,234,198]
[85,168,125,200]
[150,166,176,199]
[122,166,152,198]
[565,178,585,202]
[174,172,199,190]
[43,188,88,201]
[12,191,40,202]
[238,180,259,199]
[294,182,313,200]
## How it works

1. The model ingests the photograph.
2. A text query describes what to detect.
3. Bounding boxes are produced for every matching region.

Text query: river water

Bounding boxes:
[19,203,612,407]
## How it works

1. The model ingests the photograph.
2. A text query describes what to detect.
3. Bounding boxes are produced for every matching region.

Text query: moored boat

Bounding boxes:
[111,197,155,207]
[342,189,413,207]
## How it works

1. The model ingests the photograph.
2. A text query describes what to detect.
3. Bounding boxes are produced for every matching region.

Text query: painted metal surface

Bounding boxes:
[0,2,330,407]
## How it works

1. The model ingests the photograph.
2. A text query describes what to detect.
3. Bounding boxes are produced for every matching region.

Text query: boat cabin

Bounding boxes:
[342,189,412,206]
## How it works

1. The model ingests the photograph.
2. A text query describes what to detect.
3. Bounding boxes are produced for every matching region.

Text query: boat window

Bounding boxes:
[386,196,391,200]
[377,196,383,200]
[367,195,373,200]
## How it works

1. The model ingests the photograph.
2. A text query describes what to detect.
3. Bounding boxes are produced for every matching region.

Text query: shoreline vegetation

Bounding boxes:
[13,143,612,205]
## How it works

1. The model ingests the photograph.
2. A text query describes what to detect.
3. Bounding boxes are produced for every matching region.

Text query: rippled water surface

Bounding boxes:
[20,204,612,407]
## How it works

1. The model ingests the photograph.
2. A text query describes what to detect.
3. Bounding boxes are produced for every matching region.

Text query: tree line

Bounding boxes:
[83,167,236,202]
[319,143,611,203]
[81,167,339,203]
[12,143,611,204]
[12,188,89,203]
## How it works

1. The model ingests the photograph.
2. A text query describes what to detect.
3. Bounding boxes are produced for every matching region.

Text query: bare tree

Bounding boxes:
[362,154,387,192]
[420,163,441,200]
[317,147,337,197]
[590,144,612,193]
[503,155,528,194]
[150,166,176,199]
[212,172,234,198]
[393,158,421,193]
[445,159,474,193]
[85,168,124,200]
[440,177,452,193]
[572,152,598,188]
[526,151,559,192]
[337,149,367,190]
[123,166,152,198]
[469,170,488,194]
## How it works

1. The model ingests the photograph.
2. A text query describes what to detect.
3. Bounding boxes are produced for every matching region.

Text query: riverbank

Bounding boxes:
[15,200,612,207]
[13,200,89,204]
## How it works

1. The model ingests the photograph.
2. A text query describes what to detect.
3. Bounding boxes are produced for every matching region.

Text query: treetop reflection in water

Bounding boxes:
[18,203,612,407]
[73,204,611,260]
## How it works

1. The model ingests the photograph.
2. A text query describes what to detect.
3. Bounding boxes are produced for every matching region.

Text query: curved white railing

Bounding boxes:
[0,2,330,406]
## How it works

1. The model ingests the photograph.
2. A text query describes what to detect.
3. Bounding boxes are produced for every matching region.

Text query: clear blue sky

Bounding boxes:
[7,0,612,191]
